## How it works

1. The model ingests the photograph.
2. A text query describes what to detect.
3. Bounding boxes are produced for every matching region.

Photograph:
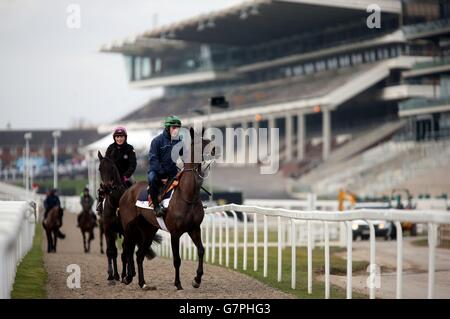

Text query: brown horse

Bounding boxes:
[78,201,96,253]
[98,213,105,254]
[119,127,215,290]
[43,206,64,253]
[97,152,126,282]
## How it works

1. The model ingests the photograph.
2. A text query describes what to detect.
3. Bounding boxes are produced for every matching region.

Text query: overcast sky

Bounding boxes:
[0,0,242,130]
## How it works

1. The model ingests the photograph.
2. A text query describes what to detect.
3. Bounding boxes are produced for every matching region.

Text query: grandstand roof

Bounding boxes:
[101,0,401,53]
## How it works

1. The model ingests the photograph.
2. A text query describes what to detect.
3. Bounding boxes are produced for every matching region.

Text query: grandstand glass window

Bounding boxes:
[351,53,363,65]
[293,65,304,76]
[134,56,141,81]
[339,55,350,68]
[327,57,338,70]
[304,62,314,74]
[124,56,133,81]
[155,58,162,73]
[315,60,326,72]
[141,57,151,78]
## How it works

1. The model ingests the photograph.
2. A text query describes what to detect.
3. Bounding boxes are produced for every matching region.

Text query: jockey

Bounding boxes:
[43,188,66,238]
[96,126,137,214]
[147,115,183,217]
[78,187,97,227]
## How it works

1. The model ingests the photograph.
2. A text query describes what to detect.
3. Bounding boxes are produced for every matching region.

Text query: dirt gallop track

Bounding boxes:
[44,213,291,299]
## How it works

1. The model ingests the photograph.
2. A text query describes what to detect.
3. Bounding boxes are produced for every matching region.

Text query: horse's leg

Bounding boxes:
[99,223,104,254]
[53,229,58,253]
[171,234,183,290]
[105,229,117,281]
[189,227,204,288]
[82,231,87,253]
[46,228,52,253]
[121,240,128,282]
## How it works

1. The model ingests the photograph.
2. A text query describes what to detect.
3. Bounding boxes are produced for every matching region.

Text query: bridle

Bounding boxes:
[176,139,215,206]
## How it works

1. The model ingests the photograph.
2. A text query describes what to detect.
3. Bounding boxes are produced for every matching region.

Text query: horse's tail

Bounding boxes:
[145,233,163,260]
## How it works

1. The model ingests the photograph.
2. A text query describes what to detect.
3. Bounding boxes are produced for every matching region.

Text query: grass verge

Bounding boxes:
[11,224,47,299]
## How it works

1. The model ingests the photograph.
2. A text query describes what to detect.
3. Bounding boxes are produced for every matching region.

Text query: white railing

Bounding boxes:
[156,203,450,299]
[0,201,37,299]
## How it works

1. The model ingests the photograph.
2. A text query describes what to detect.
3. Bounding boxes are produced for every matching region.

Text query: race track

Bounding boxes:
[43,212,291,299]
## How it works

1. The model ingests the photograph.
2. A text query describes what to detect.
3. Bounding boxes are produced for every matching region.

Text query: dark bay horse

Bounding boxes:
[43,206,64,253]
[98,213,104,254]
[78,201,96,253]
[97,152,126,282]
[119,127,215,290]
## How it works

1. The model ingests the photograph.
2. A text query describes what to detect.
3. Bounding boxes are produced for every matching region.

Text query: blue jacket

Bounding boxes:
[148,129,183,179]
[44,194,60,211]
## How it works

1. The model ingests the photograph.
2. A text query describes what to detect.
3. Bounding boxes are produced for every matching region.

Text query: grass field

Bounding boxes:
[11,224,47,299]
[203,245,368,299]
[411,237,450,249]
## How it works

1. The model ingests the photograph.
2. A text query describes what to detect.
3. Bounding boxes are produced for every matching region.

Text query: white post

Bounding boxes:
[324,221,330,299]
[212,214,216,263]
[243,212,248,270]
[346,221,353,299]
[395,222,403,299]
[226,211,230,267]
[263,215,268,277]
[307,221,312,294]
[205,214,210,262]
[291,219,296,289]
[277,216,282,282]
[231,211,238,270]
[219,212,223,265]
[428,223,436,299]
[297,112,305,161]
[368,221,376,299]
[253,212,258,271]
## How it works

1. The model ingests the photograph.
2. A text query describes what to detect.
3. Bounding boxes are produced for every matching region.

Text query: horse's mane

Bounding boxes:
[100,157,122,185]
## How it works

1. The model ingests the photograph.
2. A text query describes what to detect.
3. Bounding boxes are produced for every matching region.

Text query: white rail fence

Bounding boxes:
[156,203,450,299]
[0,201,37,299]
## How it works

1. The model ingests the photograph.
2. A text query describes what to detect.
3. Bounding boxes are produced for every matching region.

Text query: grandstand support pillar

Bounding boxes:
[241,121,248,164]
[285,114,293,162]
[226,121,234,164]
[322,107,331,160]
[297,112,305,161]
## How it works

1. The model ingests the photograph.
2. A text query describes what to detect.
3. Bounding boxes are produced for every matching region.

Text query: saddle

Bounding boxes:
[137,174,180,205]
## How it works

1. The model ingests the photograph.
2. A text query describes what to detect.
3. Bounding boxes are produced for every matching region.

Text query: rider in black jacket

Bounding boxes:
[96,127,137,214]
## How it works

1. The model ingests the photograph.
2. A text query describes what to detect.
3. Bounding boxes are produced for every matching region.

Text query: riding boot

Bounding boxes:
[149,186,165,217]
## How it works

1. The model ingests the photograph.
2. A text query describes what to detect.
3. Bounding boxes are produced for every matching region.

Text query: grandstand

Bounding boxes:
[99,0,450,198]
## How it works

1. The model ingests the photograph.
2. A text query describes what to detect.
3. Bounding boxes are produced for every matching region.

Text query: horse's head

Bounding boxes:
[98,151,121,189]
[185,127,217,170]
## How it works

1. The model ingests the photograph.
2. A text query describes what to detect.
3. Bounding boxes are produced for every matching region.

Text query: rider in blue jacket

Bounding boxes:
[148,115,183,217]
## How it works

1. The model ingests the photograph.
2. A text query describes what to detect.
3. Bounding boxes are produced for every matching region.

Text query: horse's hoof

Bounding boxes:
[192,279,200,288]
[114,274,120,281]
[122,276,133,285]
[107,280,116,286]
[141,284,156,291]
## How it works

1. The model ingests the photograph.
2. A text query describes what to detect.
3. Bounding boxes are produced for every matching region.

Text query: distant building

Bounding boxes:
[0,129,103,169]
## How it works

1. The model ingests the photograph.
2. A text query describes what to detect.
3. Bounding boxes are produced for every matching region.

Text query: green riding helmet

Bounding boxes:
[164,115,182,128]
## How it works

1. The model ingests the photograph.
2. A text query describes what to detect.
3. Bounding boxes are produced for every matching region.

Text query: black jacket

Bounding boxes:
[148,129,183,179]
[105,142,137,178]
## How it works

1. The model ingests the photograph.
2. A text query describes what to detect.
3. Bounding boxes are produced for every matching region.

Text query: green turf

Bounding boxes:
[11,224,47,299]
[411,237,450,249]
